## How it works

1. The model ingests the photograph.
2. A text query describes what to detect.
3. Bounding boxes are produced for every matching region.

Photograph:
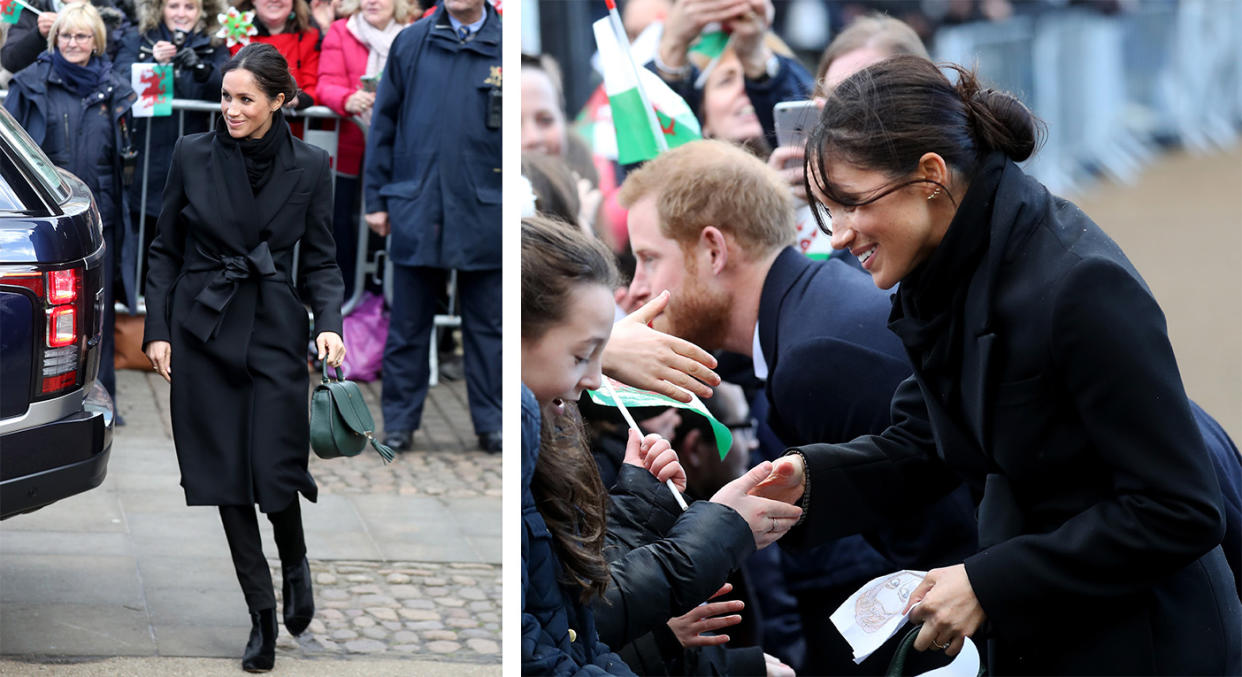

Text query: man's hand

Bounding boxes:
[748,454,805,505]
[602,290,720,403]
[711,461,803,549]
[667,583,744,647]
[37,11,57,37]
[365,211,390,237]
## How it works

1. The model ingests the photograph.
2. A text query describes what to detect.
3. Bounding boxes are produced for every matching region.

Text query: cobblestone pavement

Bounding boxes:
[308,378,503,498]
[275,560,501,662]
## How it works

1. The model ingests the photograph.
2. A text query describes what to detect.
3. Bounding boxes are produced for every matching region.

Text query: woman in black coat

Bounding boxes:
[113,0,230,273]
[752,56,1241,675]
[142,43,345,672]
[4,1,138,408]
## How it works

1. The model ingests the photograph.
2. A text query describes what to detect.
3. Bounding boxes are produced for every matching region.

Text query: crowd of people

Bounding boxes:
[521,1,1242,675]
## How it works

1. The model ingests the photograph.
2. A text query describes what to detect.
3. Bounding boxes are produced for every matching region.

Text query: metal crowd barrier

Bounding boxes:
[0,91,462,385]
[932,2,1241,196]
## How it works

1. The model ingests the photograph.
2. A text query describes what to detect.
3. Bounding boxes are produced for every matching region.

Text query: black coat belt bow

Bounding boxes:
[183,241,278,342]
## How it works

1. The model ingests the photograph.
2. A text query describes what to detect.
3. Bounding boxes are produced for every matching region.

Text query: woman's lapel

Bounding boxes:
[254,137,304,239]
[209,138,259,250]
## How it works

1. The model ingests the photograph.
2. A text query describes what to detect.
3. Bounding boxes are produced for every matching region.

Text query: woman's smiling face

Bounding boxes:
[220,68,283,139]
[163,0,201,32]
[814,160,948,290]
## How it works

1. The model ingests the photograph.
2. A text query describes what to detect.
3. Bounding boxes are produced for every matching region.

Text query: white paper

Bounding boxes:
[829,569,926,664]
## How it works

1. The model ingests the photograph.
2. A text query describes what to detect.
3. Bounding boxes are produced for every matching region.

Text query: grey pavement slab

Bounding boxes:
[0,532,131,558]
[0,555,143,606]
[0,603,155,656]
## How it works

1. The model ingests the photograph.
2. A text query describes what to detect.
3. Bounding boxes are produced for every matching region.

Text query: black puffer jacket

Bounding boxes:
[598,464,764,675]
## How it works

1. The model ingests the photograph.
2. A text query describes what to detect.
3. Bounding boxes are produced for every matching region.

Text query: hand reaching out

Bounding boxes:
[667,583,744,647]
[712,461,803,549]
[602,290,720,403]
[748,454,805,505]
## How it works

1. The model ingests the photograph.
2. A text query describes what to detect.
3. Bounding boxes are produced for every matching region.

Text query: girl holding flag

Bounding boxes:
[521,215,801,674]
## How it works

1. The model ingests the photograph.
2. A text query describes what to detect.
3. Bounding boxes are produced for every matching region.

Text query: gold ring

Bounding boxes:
[934,640,950,651]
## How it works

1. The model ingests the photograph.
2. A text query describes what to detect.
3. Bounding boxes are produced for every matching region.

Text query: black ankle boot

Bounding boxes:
[282,557,314,636]
[241,608,277,672]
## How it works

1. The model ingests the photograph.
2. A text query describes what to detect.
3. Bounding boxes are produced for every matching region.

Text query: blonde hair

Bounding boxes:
[335,0,419,25]
[48,2,107,56]
[138,0,227,37]
[618,139,795,257]
[814,14,929,98]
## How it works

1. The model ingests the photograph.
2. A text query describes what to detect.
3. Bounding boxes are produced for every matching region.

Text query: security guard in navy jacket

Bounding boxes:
[364,0,502,452]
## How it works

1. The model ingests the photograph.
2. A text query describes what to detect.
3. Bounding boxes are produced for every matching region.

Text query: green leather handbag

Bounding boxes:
[310,364,395,462]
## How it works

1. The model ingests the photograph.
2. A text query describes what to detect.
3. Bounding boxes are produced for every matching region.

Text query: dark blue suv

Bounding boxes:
[0,106,114,519]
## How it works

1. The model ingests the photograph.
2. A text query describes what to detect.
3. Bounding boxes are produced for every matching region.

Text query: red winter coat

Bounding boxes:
[229,29,319,104]
[316,19,367,176]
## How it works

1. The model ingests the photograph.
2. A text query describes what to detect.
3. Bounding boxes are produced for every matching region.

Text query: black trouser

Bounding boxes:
[218,500,306,612]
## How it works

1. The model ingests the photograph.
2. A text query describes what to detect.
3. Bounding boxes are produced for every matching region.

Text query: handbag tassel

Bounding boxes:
[369,438,396,463]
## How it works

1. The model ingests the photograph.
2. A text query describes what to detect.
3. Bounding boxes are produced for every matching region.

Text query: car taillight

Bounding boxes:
[48,269,77,304]
[0,267,85,399]
[47,305,77,347]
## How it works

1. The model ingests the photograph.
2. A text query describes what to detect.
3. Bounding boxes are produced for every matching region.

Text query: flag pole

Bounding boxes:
[600,377,689,511]
[604,0,668,153]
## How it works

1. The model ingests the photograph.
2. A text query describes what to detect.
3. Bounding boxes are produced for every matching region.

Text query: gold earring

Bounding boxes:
[927,188,941,201]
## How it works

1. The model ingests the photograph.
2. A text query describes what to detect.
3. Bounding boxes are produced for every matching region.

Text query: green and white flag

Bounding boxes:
[588,377,732,460]
[592,17,700,165]
[688,25,729,59]
[131,63,173,117]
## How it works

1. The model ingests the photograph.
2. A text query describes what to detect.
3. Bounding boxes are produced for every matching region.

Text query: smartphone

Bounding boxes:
[360,75,379,93]
[773,100,818,150]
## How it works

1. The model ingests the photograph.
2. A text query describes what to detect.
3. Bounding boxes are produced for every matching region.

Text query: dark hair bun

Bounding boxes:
[953,68,1043,162]
[223,43,299,103]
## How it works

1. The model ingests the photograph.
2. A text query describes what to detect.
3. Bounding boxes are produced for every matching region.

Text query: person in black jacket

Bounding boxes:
[5,1,138,410]
[142,44,345,672]
[752,55,1241,674]
[1,0,133,74]
[113,0,229,287]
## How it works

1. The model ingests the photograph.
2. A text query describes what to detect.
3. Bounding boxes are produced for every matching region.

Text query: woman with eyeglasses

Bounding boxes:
[4,1,138,415]
[750,55,1241,674]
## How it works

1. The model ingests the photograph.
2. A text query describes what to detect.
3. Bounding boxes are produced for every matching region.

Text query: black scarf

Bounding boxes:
[51,50,108,99]
[888,152,1008,409]
[215,109,289,195]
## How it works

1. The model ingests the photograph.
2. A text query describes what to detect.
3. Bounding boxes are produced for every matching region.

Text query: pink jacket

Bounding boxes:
[317,19,369,176]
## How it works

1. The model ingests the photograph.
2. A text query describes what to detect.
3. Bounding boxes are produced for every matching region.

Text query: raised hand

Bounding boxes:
[622,429,688,492]
[602,290,720,403]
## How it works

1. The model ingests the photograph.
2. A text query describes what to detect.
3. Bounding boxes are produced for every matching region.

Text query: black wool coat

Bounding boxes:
[783,156,1241,674]
[143,124,344,512]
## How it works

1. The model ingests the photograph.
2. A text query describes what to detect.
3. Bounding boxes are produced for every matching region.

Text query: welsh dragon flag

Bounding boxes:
[1,0,30,24]
[593,17,700,165]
